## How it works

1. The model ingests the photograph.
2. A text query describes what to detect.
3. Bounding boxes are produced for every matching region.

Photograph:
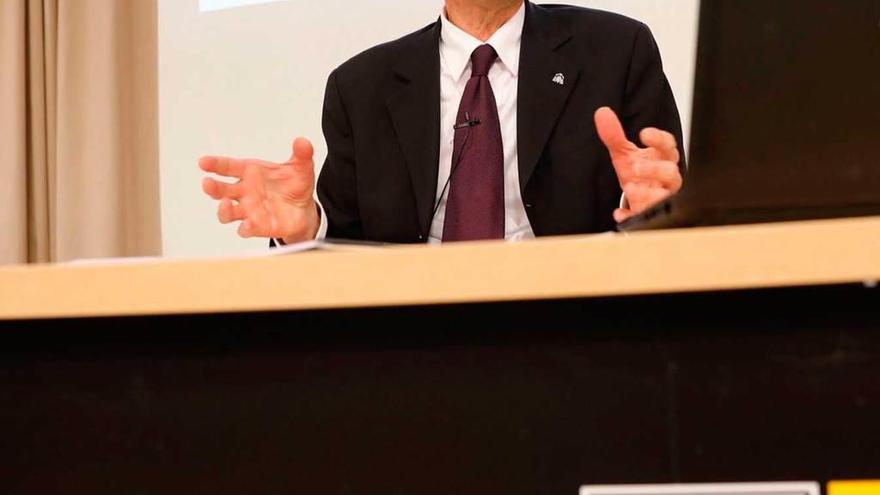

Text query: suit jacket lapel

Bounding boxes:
[518,2,580,192]
[386,22,442,237]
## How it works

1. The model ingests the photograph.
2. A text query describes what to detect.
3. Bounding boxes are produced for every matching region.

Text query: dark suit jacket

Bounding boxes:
[316,1,685,243]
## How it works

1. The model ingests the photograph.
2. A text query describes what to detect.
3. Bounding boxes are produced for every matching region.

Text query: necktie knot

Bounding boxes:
[470,44,498,77]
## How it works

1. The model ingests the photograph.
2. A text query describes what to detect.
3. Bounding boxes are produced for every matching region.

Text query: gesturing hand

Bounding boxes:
[199,137,320,242]
[594,107,683,223]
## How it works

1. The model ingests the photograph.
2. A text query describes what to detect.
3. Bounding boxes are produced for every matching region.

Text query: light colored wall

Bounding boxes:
[158,0,699,257]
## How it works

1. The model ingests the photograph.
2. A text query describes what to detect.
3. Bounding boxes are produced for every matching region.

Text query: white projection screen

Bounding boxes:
[159,0,700,256]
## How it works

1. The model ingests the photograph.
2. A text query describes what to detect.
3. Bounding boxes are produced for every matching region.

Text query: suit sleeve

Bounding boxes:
[621,23,688,174]
[315,70,364,240]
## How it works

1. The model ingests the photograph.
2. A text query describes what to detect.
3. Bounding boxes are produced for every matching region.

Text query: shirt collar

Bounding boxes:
[439,1,525,82]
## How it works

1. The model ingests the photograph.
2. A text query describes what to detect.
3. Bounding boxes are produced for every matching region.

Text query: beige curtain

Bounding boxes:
[0,0,161,265]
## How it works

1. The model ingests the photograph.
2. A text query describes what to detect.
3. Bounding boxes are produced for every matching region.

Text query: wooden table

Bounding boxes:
[2,216,879,320]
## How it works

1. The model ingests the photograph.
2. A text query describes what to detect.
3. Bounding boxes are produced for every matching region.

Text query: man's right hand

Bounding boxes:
[199,137,320,243]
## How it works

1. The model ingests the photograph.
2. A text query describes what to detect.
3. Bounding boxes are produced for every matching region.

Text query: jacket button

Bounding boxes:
[525,203,534,209]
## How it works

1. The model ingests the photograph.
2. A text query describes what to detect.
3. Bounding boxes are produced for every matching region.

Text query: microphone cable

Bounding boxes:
[430,113,481,223]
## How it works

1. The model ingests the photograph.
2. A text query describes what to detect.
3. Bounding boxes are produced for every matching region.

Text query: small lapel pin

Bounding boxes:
[552,73,565,86]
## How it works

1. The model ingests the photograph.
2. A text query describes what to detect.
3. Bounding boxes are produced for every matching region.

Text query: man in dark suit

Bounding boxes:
[200,0,685,244]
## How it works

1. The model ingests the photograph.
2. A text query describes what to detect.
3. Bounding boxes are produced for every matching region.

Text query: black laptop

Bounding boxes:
[619,0,880,232]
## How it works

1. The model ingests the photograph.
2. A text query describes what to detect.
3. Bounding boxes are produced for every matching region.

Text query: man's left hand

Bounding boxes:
[594,106,683,223]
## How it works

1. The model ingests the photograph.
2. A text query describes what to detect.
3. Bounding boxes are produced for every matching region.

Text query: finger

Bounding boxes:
[202,177,243,200]
[199,156,246,178]
[594,107,638,157]
[237,219,255,239]
[217,198,244,224]
[289,137,314,164]
[633,160,683,190]
[286,137,316,181]
[614,208,634,223]
[237,201,275,238]
[639,128,680,163]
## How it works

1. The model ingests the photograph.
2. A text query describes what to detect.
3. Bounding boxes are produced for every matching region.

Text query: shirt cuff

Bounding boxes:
[273,198,328,246]
[314,198,328,240]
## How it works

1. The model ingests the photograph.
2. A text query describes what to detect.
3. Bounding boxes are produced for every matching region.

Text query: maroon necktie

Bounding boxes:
[442,44,505,242]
